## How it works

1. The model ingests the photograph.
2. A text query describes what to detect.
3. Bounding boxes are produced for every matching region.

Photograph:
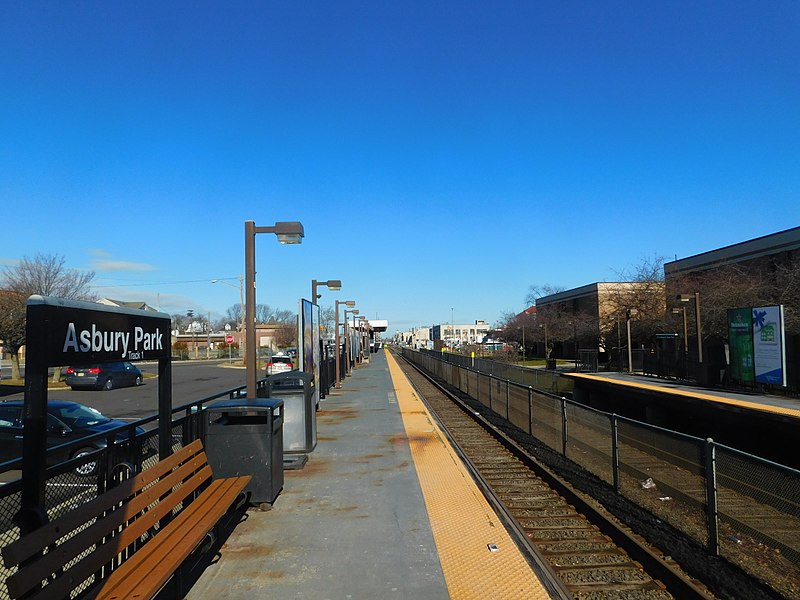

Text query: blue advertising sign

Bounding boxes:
[752,305,787,386]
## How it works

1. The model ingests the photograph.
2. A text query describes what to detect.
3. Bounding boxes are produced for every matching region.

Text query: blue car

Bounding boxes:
[65,361,143,391]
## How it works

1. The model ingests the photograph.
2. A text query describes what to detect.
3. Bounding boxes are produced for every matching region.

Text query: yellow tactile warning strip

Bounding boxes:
[568,373,800,419]
[385,350,552,600]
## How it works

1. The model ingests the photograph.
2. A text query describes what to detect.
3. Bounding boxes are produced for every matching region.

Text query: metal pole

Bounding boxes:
[245,220,257,399]
[334,301,341,388]
[238,273,245,363]
[681,306,688,353]
[695,292,703,364]
[626,316,633,374]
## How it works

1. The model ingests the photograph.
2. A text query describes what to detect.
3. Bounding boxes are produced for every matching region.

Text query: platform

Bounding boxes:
[186,350,555,599]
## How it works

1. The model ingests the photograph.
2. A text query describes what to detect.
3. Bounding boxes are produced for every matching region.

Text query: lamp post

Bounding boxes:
[677,293,702,364]
[451,307,455,348]
[344,309,359,375]
[520,326,525,364]
[334,299,355,388]
[539,323,548,359]
[212,275,245,361]
[245,220,304,399]
[311,279,342,302]
[626,308,638,374]
[570,320,578,370]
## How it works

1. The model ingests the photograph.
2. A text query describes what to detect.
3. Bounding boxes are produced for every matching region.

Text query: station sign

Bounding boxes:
[27,295,172,366]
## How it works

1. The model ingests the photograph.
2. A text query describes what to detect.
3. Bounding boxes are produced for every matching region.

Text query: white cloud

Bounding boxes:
[91,259,158,272]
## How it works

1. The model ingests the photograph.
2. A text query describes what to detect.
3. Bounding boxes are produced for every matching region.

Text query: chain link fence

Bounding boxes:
[402,347,800,587]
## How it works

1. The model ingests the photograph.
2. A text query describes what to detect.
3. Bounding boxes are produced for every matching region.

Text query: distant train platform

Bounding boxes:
[187,350,555,599]
[565,371,800,420]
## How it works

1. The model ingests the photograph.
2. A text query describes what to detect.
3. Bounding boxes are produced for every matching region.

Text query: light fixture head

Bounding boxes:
[326,279,342,291]
[274,221,304,244]
[345,300,356,307]
[677,294,691,303]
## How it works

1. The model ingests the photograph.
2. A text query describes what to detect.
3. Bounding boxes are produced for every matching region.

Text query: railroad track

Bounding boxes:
[393,351,713,600]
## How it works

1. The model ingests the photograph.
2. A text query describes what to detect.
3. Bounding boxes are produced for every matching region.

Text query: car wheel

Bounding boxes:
[134,375,143,386]
[103,377,114,391]
[73,447,98,476]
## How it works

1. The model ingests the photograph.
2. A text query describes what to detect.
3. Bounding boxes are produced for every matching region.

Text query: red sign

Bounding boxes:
[225,334,234,344]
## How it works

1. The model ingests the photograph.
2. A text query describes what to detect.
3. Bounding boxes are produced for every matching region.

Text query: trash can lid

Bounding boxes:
[266,371,312,383]
[207,398,284,413]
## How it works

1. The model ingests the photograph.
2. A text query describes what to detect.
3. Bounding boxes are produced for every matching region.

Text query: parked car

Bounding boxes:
[0,400,147,474]
[65,361,143,391]
[266,353,293,375]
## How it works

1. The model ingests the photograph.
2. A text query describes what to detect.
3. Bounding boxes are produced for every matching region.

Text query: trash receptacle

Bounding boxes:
[264,371,316,455]
[205,398,284,504]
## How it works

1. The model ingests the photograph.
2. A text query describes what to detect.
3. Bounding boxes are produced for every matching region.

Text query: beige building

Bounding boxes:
[536,281,666,358]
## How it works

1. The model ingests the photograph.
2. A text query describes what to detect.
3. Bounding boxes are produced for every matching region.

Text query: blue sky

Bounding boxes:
[2,2,798,334]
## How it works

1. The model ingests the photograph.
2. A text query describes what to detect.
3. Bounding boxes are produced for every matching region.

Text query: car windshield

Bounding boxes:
[50,404,111,427]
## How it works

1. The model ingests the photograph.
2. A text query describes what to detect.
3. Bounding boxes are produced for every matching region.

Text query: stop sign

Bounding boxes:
[225,334,234,344]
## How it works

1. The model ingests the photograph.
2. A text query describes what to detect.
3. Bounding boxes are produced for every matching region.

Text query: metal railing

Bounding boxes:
[402,347,800,585]
[419,348,573,396]
[0,377,269,600]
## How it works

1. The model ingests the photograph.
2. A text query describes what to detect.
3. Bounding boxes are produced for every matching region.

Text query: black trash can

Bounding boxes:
[205,398,284,504]
[264,371,316,455]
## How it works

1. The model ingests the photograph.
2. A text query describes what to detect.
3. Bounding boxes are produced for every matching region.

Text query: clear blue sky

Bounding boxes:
[2,2,798,334]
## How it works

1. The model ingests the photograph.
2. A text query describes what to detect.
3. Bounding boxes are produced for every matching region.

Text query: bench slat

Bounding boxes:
[3,440,205,567]
[90,476,250,600]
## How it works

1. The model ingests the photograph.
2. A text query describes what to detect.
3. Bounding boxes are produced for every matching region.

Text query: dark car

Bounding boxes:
[0,400,146,474]
[65,361,143,391]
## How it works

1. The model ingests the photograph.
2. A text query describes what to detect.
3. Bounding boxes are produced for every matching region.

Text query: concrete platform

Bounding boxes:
[186,350,553,599]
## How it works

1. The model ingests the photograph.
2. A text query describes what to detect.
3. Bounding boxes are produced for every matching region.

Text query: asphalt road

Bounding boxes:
[0,360,249,422]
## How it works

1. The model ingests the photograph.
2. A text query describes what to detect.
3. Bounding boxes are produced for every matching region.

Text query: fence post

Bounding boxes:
[527,387,533,435]
[506,382,510,421]
[561,397,568,456]
[611,414,620,492]
[705,437,720,556]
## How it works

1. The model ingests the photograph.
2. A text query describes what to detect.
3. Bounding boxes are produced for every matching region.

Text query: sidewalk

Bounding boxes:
[186,350,450,599]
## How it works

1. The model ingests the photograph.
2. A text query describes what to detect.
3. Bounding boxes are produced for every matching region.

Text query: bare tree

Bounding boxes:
[255,303,274,324]
[524,284,565,307]
[0,254,96,379]
[272,309,295,324]
[320,305,336,337]
[601,255,669,349]
[225,303,244,330]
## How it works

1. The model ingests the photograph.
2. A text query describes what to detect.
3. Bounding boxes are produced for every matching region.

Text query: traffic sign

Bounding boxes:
[225,334,234,344]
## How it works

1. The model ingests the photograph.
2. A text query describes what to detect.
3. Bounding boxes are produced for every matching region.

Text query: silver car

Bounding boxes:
[266,354,293,375]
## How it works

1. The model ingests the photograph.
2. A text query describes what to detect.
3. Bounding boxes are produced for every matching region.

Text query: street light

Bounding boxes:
[211,276,245,361]
[245,220,304,399]
[334,299,356,388]
[519,325,526,364]
[626,308,638,374]
[677,293,703,364]
[311,279,342,301]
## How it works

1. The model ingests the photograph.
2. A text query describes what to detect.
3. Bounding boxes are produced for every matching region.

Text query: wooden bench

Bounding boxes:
[3,439,251,600]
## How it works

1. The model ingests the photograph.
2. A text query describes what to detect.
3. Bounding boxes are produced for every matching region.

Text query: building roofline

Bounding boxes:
[664,226,800,275]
